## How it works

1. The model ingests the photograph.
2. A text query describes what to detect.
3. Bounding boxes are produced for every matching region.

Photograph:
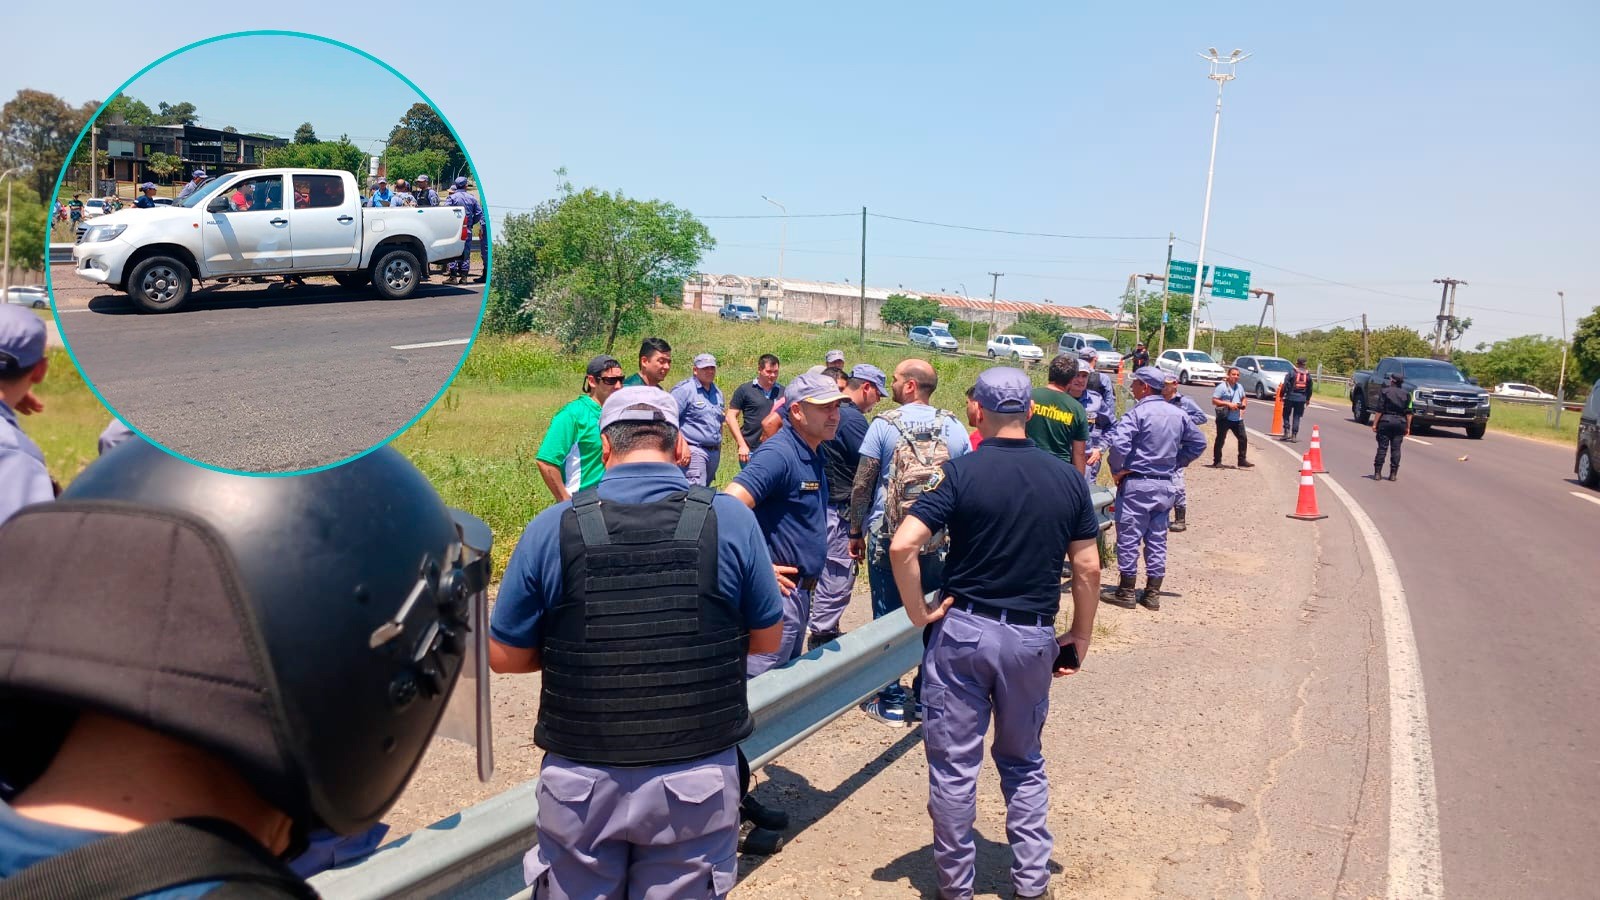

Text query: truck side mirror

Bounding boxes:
[1467,377,1480,386]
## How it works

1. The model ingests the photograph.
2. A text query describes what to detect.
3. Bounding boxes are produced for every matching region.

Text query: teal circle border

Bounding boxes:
[45,29,491,478]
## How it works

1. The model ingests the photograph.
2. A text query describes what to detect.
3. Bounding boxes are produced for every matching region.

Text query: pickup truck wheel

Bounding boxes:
[372,248,421,300]
[1465,423,1486,440]
[1579,450,1598,488]
[128,256,191,313]
[333,272,371,290]
[1352,394,1371,425]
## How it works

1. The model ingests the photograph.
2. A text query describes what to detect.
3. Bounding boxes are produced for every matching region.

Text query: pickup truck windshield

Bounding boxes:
[1405,362,1467,383]
[1259,358,1294,372]
[178,177,230,209]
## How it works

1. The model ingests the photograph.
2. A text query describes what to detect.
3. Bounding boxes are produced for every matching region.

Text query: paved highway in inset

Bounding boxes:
[50,265,483,473]
[1181,383,1600,898]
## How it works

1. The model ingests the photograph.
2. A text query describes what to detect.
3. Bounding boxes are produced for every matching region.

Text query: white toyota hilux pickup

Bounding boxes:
[72,168,468,312]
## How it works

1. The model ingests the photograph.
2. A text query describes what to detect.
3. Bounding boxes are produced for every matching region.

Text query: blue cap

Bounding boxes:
[192,169,207,178]
[850,363,887,394]
[972,366,1032,413]
[693,353,717,369]
[1134,366,1167,390]
[139,182,156,190]
[453,176,469,189]
[785,372,847,407]
[0,306,47,374]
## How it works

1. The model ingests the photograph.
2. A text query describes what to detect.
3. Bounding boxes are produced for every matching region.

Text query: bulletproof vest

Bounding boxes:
[536,487,753,767]
[1379,385,1410,417]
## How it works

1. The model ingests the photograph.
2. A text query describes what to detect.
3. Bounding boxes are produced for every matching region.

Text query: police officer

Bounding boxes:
[1129,341,1150,370]
[1103,367,1207,610]
[133,182,159,209]
[889,367,1102,900]
[671,353,732,487]
[1077,348,1115,412]
[411,174,439,206]
[808,363,887,650]
[1373,371,1412,482]
[824,348,846,371]
[1277,356,1313,442]
[489,386,784,898]
[175,169,208,202]
[1070,359,1117,484]
[1162,374,1209,533]
[445,177,482,284]
[0,306,53,524]
[0,443,490,896]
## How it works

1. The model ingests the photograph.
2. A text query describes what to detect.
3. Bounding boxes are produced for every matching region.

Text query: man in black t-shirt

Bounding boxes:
[888,366,1100,900]
[726,353,785,467]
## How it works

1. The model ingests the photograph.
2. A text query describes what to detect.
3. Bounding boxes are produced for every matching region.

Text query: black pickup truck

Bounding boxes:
[1350,356,1490,439]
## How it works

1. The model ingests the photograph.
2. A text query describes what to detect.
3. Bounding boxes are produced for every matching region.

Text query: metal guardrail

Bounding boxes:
[311,491,1112,900]
[48,244,75,265]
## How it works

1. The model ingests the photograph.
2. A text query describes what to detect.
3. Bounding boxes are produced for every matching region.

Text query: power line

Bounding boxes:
[869,212,1165,241]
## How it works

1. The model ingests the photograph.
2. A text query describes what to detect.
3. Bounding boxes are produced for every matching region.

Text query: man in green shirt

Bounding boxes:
[1024,354,1090,474]
[536,355,625,501]
[622,336,673,388]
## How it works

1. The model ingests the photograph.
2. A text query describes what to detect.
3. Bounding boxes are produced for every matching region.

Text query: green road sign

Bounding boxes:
[1166,260,1207,295]
[1212,266,1251,300]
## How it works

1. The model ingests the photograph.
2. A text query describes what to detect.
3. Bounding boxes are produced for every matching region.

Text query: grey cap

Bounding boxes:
[972,367,1033,413]
[453,176,470,189]
[785,372,847,407]
[139,182,156,191]
[693,353,717,369]
[599,386,679,430]
[586,354,621,377]
[415,174,431,183]
[1134,366,1168,390]
[376,176,387,184]
[850,363,887,394]
[0,306,47,373]
[804,364,828,376]
[192,169,207,178]
[825,349,845,364]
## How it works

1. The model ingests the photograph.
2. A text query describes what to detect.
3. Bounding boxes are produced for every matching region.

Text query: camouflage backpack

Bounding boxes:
[876,407,959,553]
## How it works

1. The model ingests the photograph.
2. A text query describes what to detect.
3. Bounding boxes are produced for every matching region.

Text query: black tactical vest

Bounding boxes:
[535,486,753,767]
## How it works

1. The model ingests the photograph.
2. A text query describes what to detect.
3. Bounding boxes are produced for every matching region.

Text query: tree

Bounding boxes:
[1454,334,1565,393]
[258,140,368,187]
[101,94,155,126]
[386,103,468,183]
[1,181,50,270]
[145,151,181,181]
[1013,310,1065,349]
[222,126,237,133]
[1119,288,1194,352]
[379,148,449,186]
[1,89,92,199]
[154,101,198,125]
[879,294,942,334]
[293,122,318,144]
[1570,305,1600,389]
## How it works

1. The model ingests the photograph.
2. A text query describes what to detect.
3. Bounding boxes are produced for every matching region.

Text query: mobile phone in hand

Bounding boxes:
[1054,641,1080,671]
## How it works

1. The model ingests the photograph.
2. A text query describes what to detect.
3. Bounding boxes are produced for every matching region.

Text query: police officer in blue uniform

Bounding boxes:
[889,367,1102,900]
[133,182,159,209]
[671,354,732,486]
[1162,373,1209,533]
[1103,367,1207,610]
[489,386,784,898]
[445,177,482,284]
[0,306,54,523]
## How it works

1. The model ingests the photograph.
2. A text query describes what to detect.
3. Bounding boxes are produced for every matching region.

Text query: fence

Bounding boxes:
[311,492,1114,900]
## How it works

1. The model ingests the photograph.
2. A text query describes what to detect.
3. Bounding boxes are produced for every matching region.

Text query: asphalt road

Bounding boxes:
[50,265,483,473]
[1180,382,1600,898]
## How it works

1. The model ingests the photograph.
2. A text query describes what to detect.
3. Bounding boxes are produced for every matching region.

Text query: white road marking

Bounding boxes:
[1310,402,1340,411]
[1250,427,1444,899]
[1407,437,1434,446]
[1571,491,1600,508]
[391,338,470,350]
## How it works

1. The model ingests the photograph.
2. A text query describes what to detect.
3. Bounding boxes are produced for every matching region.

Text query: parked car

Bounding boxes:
[1057,332,1123,372]
[1233,355,1295,399]
[1350,357,1489,439]
[1576,380,1600,488]
[152,197,176,207]
[1493,382,1557,400]
[719,303,760,322]
[909,324,960,352]
[1157,349,1226,385]
[4,285,49,309]
[81,198,112,219]
[987,334,1044,361]
[71,168,468,313]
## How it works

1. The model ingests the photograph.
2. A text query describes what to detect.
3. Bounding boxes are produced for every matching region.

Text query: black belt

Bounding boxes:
[1124,472,1172,481]
[797,576,818,592]
[956,600,1051,628]
[697,442,722,450]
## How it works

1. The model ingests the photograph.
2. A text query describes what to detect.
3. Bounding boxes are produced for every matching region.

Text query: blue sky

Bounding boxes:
[6,1,1596,342]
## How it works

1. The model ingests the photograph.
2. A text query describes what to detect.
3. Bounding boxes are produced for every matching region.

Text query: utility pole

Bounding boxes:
[1157,232,1174,354]
[1557,290,1569,410]
[1187,48,1249,351]
[90,125,99,195]
[1431,277,1466,356]
[858,207,866,351]
[988,271,1004,341]
[761,195,786,282]
[0,169,16,299]
[1362,313,1370,368]
[1128,274,1140,349]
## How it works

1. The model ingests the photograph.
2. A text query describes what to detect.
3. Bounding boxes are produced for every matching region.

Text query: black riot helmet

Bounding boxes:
[0,442,491,836]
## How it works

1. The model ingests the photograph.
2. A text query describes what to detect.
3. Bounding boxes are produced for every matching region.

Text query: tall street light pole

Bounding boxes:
[1557,290,1569,404]
[1187,48,1248,352]
[988,272,1004,343]
[761,195,786,282]
[0,168,21,300]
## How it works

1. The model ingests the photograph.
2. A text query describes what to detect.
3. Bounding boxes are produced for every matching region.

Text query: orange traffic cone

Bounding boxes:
[1115,360,1124,386]
[1268,390,1285,438]
[1307,425,1328,473]
[1287,455,1328,521]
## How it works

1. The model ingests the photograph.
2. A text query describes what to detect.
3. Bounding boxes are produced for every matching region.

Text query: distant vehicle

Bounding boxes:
[1493,382,1557,400]
[1577,380,1600,488]
[1057,333,1122,372]
[71,168,467,313]
[4,285,48,309]
[1233,355,1294,399]
[909,324,959,352]
[1350,357,1489,439]
[152,197,176,207]
[719,303,760,322]
[988,334,1044,361]
[1156,349,1226,385]
[80,198,112,219]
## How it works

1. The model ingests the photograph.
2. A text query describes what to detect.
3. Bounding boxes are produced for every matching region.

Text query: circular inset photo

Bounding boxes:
[49,31,487,474]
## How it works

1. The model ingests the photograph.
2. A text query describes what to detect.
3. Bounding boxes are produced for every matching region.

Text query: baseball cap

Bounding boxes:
[0,306,48,374]
[192,169,207,178]
[825,349,845,364]
[804,364,828,376]
[376,176,388,184]
[453,176,470,189]
[1134,366,1168,390]
[600,386,679,430]
[972,367,1033,413]
[582,354,621,393]
[693,353,717,369]
[416,174,431,183]
[139,182,156,190]
[785,372,847,407]
[850,363,887,394]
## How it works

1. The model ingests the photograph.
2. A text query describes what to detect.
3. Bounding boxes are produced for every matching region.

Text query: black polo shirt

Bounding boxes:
[729,379,784,449]
[908,436,1099,617]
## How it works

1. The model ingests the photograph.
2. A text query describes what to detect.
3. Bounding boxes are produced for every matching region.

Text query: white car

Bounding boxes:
[1233,355,1295,399]
[4,285,49,309]
[1157,349,1227,385]
[1493,382,1557,400]
[987,334,1045,361]
[81,198,112,219]
[73,168,468,312]
[1057,333,1122,373]
[909,324,960,352]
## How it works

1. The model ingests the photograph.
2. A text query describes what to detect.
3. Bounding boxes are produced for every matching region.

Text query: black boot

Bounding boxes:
[1169,506,1187,533]
[741,795,790,831]
[1104,574,1138,609]
[1374,465,1383,480]
[1389,469,1399,482]
[738,820,785,855]
[1138,576,1163,611]
[806,630,840,652]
